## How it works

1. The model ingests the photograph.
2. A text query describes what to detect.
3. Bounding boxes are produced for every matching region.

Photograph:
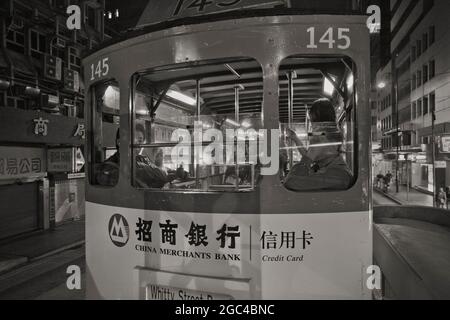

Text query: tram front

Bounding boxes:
[84,13,372,300]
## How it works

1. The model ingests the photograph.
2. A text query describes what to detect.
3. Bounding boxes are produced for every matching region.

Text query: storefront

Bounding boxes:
[0,107,87,240]
[0,146,47,239]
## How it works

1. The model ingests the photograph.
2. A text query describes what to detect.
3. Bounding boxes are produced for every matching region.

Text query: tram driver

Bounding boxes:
[283,98,353,191]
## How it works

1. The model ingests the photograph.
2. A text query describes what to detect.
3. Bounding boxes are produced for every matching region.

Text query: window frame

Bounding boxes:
[88,78,121,188]
[6,27,25,53]
[29,29,47,59]
[129,58,264,193]
[277,54,359,192]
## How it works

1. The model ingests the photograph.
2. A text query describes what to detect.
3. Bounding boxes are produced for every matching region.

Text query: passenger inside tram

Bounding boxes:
[283,98,353,191]
[95,129,120,186]
[96,127,187,188]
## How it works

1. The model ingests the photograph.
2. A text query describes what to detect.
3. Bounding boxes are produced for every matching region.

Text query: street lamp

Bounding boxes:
[377,81,386,89]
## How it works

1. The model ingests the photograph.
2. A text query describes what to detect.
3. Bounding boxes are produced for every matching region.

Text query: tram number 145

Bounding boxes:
[307,27,351,50]
[90,58,110,81]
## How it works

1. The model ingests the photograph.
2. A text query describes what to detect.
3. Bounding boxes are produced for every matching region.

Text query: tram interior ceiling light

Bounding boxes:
[225,118,240,127]
[323,76,336,96]
[241,119,252,129]
[346,73,354,90]
[377,81,386,89]
[166,89,197,106]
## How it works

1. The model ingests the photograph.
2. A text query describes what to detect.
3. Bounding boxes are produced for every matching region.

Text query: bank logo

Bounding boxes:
[108,214,129,247]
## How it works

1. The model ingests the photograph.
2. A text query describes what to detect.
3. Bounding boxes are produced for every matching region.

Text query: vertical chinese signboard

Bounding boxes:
[47,148,76,173]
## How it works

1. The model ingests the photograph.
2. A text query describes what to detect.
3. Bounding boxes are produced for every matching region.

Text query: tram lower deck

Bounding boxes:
[84,14,372,299]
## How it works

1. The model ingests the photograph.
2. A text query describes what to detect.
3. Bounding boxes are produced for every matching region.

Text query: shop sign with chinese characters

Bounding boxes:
[0,146,46,180]
[440,136,450,153]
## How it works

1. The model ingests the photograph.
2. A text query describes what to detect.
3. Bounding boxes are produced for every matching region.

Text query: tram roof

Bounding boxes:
[95,8,368,57]
[91,10,366,122]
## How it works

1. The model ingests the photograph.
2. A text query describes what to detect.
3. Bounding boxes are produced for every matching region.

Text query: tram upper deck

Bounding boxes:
[84,14,371,215]
[84,12,373,300]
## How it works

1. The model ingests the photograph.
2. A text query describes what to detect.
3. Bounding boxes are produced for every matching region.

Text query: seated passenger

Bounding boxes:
[283,98,353,191]
[95,130,120,186]
[96,128,185,188]
[135,147,171,188]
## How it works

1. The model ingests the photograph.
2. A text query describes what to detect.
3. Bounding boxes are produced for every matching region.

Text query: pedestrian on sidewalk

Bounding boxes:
[376,172,384,189]
[437,187,447,209]
[446,186,450,209]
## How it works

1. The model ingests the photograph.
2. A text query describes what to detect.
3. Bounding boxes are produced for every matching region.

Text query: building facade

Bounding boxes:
[375,0,450,195]
[0,0,105,239]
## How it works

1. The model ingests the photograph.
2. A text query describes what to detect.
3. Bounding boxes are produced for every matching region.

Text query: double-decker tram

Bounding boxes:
[84,5,372,299]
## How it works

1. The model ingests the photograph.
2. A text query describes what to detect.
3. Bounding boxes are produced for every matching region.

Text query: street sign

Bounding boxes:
[434,161,447,168]
[137,0,287,27]
[440,136,450,153]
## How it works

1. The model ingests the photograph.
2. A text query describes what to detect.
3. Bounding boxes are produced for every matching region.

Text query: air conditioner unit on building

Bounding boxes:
[43,54,62,81]
[64,68,80,92]
[56,38,66,48]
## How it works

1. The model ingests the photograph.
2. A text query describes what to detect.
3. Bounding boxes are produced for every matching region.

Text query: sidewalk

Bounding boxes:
[375,185,434,207]
[0,219,85,275]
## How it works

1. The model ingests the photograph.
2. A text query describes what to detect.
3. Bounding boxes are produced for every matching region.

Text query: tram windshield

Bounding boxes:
[279,55,357,191]
[131,58,263,191]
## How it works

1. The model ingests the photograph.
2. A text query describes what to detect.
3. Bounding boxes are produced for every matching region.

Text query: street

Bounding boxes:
[373,191,399,206]
[0,247,85,300]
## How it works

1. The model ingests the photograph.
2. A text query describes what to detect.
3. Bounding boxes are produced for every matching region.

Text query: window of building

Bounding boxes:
[85,4,99,31]
[417,99,422,117]
[89,80,120,187]
[131,58,263,192]
[423,64,428,84]
[411,46,416,62]
[429,60,435,79]
[412,73,417,90]
[417,70,422,87]
[416,40,422,57]
[412,101,417,119]
[423,96,429,115]
[7,95,26,109]
[422,33,428,52]
[30,30,47,60]
[67,47,81,72]
[430,92,436,114]
[6,27,25,53]
[429,26,435,45]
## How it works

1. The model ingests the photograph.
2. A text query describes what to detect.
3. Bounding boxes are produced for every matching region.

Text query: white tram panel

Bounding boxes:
[86,202,371,299]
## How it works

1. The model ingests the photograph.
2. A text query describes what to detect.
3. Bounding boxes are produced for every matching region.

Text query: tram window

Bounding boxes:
[279,56,357,192]
[131,58,263,192]
[89,80,120,187]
